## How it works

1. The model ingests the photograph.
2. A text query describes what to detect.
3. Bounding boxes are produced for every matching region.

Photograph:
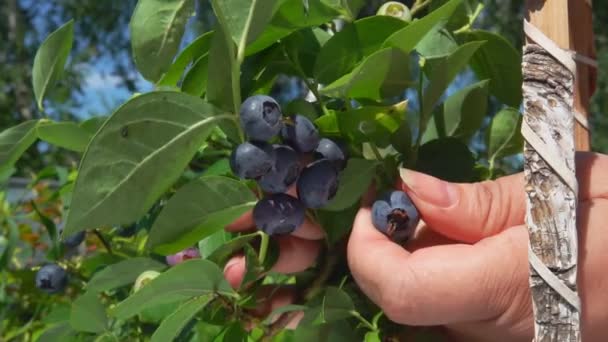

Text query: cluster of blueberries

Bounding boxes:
[230,95,347,235]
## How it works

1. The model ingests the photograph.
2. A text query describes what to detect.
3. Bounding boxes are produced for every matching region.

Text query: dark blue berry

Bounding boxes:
[62,231,85,248]
[230,141,276,179]
[296,159,339,209]
[371,191,419,243]
[281,115,320,152]
[258,145,300,194]
[253,194,305,235]
[240,95,283,141]
[35,264,68,294]
[314,138,347,170]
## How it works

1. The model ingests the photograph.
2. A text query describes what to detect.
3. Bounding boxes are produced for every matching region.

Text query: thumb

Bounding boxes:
[398,168,525,243]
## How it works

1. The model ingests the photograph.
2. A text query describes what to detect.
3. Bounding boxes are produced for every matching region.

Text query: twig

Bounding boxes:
[93,229,113,255]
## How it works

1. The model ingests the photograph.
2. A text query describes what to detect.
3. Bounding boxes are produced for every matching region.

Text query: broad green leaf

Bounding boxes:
[130,0,195,82]
[87,257,167,293]
[181,54,210,96]
[323,159,378,211]
[207,232,259,265]
[314,111,340,136]
[282,27,332,78]
[112,259,235,319]
[198,230,234,259]
[365,331,381,342]
[80,116,107,135]
[151,295,213,342]
[317,201,358,245]
[43,304,72,324]
[293,320,358,341]
[0,120,38,175]
[415,25,458,58]
[206,25,235,112]
[422,80,489,144]
[383,0,462,53]
[487,108,523,162]
[194,322,224,342]
[458,30,523,107]
[70,292,107,333]
[320,47,410,101]
[79,252,124,279]
[202,158,231,176]
[321,287,355,323]
[158,31,214,86]
[213,323,248,342]
[335,100,407,145]
[148,176,256,255]
[212,0,280,46]
[63,92,233,235]
[32,20,73,110]
[37,323,79,342]
[416,137,475,182]
[420,41,484,126]
[37,121,92,152]
[321,0,365,21]
[314,16,406,84]
[246,0,339,55]
[94,333,120,342]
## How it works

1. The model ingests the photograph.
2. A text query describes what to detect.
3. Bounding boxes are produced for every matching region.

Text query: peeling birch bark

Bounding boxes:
[522,44,580,342]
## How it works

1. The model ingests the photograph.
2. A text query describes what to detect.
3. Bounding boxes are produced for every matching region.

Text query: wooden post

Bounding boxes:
[523,1,596,341]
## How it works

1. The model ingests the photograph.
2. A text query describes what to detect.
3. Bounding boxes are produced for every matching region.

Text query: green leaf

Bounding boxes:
[324,159,377,211]
[383,0,462,53]
[37,121,92,152]
[111,259,235,319]
[202,158,231,176]
[198,230,234,260]
[246,0,338,55]
[314,16,406,84]
[158,31,214,86]
[422,80,489,144]
[80,116,108,135]
[151,295,213,342]
[321,0,365,21]
[0,120,38,175]
[420,41,484,126]
[87,257,167,293]
[317,202,358,245]
[212,0,280,46]
[206,25,235,112]
[321,287,355,323]
[70,292,108,333]
[335,101,407,146]
[130,0,195,82]
[181,54,210,97]
[365,331,381,342]
[320,47,410,101]
[148,176,256,255]
[63,92,232,235]
[32,20,73,110]
[416,137,475,182]
[458,30,523,107]
[415,25,458,58]
[213,323,248,342]
[207,232,259,265]
[487,108,523,162]
[37,323,78,342]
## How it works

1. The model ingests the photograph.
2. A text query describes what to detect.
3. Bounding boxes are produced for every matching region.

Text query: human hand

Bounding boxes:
[348,152,608,341]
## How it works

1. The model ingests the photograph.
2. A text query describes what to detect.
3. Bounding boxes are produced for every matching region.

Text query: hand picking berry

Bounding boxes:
[371,190,420,243]
[240,95,283,141]
[258,145,301,194]
[253,193,305,235]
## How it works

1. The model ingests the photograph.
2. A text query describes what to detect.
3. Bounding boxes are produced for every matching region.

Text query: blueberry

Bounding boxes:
[62,231,85,248]
[258,145,300,194]
[230,141,276,179]
[371,191,419,243]
[281,115,320,152]
[35,264,68,294]
[296,159,339,209]
[240,95,283,141]
[166,247,200,266]
[314,138,347,170]
[253,193,305,235]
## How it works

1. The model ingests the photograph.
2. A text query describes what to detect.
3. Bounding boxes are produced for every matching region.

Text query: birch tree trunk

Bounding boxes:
[522,44,580,341]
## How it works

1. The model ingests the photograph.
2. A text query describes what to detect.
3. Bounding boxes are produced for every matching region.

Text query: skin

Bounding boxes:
[223,152,608,341]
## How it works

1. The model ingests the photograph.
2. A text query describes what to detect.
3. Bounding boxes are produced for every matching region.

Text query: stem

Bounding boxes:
[412,66,425,165]
[258,231,269,264]
[93,229,113,255]
[410,0,432,17]
[351,311,376,331]
[282,46,330,116]
[369,143,384,162]
[453,3,485,34]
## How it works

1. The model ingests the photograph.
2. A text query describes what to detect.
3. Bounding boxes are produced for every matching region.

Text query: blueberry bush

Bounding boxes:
[0,0,524,340]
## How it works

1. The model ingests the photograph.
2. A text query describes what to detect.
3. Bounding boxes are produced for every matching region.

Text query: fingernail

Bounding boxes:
[399,168,458,208]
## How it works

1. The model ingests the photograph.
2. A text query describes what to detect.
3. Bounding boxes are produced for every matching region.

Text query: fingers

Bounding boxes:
[224,235,321,289]
[576,152,608,200]
[348,207,530,326]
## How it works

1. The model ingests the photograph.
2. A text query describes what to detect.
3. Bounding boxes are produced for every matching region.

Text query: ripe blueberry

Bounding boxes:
[296,159,339,209]
[258,145,300,194]
[166,247,200,266]
[314,138,347,170]
[281,115,320,152]
[62,231,85,248]
[253,193,305,235]
[240,95,283,141]
[35,264,68,294]
[230,141,276,179]
[371,191,419,242]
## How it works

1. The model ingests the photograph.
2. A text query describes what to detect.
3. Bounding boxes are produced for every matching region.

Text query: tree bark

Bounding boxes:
[522,44,580,341]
